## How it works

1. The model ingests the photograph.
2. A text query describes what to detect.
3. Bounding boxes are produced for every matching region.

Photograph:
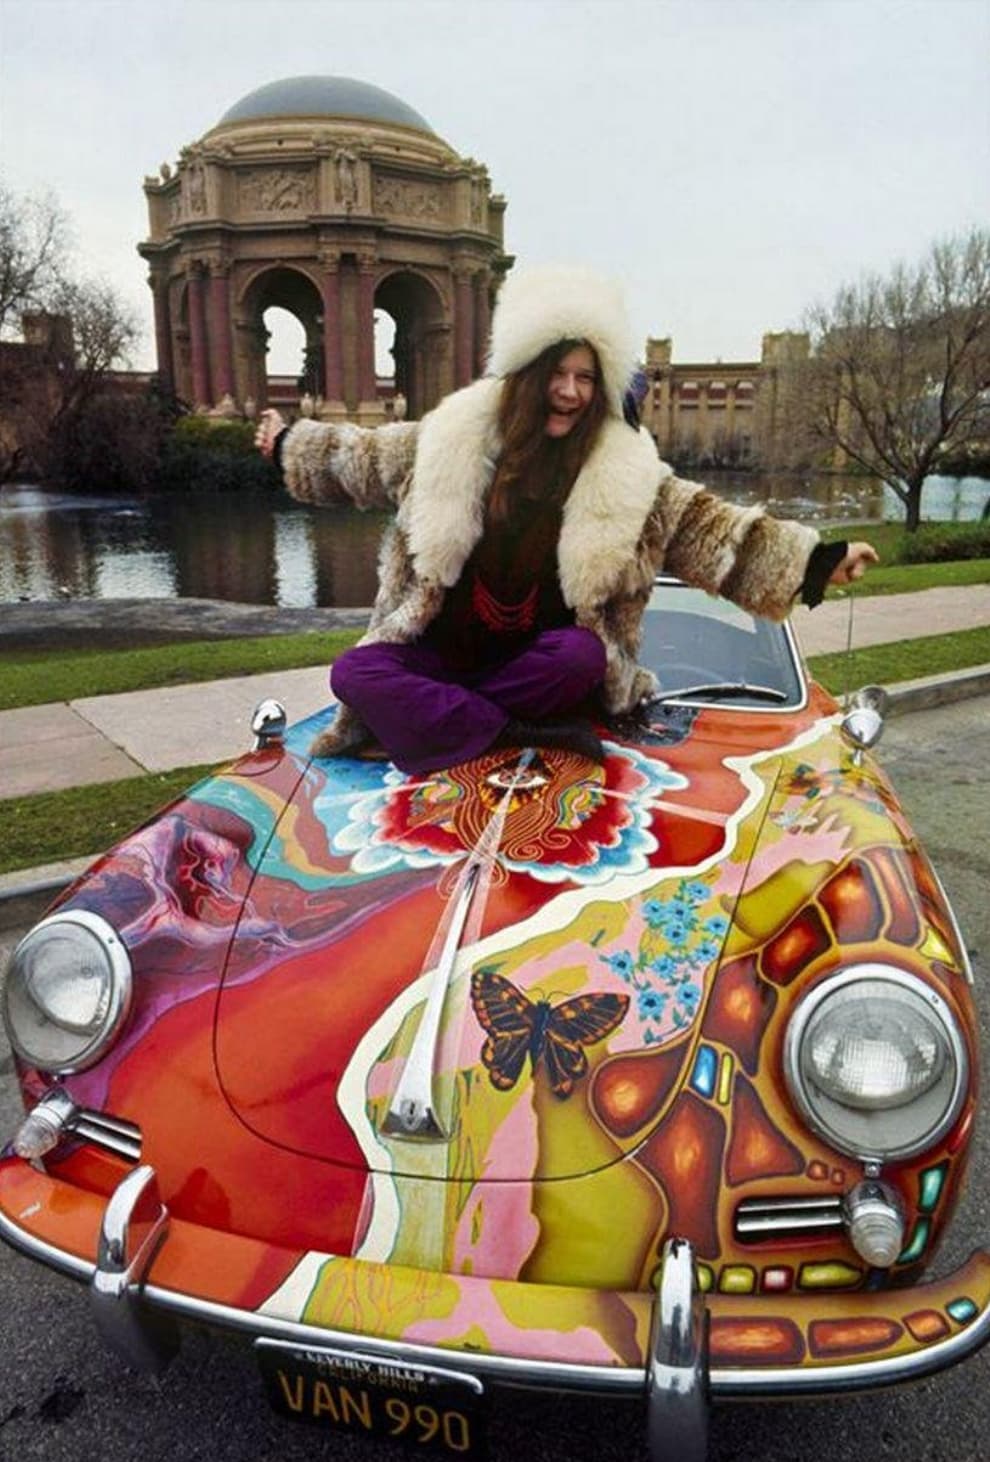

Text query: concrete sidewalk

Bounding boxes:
[1,584,988,804]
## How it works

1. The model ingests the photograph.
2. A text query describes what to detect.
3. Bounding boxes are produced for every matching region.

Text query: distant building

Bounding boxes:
[640,331,811,470]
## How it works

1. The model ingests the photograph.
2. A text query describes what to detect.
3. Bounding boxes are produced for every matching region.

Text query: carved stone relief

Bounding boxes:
[373,173,444,222]
[238,168,315,214]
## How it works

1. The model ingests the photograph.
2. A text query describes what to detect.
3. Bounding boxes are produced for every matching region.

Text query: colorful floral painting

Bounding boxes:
[602,877,730,1045]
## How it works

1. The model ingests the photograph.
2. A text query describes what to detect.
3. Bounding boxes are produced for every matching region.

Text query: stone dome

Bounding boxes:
[218,75,434,133]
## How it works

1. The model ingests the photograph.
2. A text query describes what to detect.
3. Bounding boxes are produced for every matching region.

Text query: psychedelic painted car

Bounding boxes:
[1,578,986,1461]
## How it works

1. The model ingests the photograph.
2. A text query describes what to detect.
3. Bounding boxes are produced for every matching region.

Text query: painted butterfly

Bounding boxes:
[470,970,629,1100]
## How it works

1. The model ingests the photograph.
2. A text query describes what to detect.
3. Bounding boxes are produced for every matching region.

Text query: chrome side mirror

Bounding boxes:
[841,684,888,765]
[251,698,286,750]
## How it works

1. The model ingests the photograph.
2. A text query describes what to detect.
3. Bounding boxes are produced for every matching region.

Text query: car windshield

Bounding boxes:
[639,580,806,709]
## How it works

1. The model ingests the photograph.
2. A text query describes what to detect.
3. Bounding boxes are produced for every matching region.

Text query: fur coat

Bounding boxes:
[280,375,819,756]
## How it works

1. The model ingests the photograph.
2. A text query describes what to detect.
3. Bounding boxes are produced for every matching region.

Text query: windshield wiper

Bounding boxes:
[653,682,790,705]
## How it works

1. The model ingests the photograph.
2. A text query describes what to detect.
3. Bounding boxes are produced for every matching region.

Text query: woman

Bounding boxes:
[257,266,876,772]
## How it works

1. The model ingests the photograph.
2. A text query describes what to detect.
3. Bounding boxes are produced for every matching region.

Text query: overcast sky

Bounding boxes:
[1,0,987,374]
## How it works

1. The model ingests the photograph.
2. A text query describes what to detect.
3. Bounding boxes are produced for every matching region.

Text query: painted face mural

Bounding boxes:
[323,743,688,884]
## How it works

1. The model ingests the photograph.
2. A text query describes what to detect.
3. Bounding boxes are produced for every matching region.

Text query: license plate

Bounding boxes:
[256,1338,487,1455]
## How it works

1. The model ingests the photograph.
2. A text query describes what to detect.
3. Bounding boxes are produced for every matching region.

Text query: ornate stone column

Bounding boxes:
[318,249,346,415]
[234,315,266,409]
[186,262,211,409]
[207,258,235,402]
[424,322,453,408]
[453,263,474,388]
[356,252,379,420]
[473,269,491,376]
[149,270,175,394]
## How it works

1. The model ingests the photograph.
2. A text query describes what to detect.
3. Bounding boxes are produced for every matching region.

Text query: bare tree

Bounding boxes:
[46,277,140,422]
[0,185,69,336]
[0,183,141,484]
[802,230,990,529]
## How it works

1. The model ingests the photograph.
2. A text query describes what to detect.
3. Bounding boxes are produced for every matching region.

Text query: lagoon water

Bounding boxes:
[1,472,986,610]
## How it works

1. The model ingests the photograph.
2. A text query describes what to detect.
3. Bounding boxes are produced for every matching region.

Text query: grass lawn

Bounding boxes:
[818,521,989,596]
[824,558,989,597]
[0,764,219,876]
[819,520,988,560]
[807,624,990,695]
[0,628,363,711]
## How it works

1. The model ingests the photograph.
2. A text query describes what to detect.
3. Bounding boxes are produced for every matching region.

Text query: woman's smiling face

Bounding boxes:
[544,343,598,437]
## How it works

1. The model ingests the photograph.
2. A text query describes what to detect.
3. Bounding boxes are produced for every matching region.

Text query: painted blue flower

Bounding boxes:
[684,880,710,903]
[637,988,668,1021]
[692,938,721,965]
[650,953,679,980]
[677,983,701,1015]
[642,899,667,929]
[665,902,700,935]
[704,915,729,937]
[666,897,696,921]
[603,950,636,982]
[663,918,692,945]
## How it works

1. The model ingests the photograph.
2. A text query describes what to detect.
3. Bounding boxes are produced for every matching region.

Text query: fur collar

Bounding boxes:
[403,378,668,607]
[402,378,502,588]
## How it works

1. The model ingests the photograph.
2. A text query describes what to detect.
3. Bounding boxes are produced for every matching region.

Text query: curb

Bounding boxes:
[2,665,989,930]
[0,858,94,933]
[884,664,990,717]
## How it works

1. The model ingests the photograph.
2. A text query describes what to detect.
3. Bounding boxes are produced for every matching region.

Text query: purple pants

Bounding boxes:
[329,628,606,774]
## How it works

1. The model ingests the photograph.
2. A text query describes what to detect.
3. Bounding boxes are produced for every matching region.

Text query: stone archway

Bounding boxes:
[239,266,324,410]
[375,270,448,420]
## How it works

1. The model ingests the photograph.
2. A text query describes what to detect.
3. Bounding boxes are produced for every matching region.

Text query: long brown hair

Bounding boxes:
[487,339,607,524]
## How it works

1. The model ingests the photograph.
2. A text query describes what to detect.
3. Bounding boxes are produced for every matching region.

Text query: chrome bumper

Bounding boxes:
[3,1161,990,1418]
[89,1165,179,1373]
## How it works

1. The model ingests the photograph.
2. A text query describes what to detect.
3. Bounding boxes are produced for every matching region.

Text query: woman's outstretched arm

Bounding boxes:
[255,407,420,510]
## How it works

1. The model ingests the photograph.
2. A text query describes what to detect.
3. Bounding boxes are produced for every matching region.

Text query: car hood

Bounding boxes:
[213,702,833,1181]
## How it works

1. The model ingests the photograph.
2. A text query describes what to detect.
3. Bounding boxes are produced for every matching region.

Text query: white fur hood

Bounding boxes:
[487,265,637,418]
[402,377,670,607]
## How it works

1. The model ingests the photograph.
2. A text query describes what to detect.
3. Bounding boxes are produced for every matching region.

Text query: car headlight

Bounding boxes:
[783,964,967,1163]
[2,910,132,1073]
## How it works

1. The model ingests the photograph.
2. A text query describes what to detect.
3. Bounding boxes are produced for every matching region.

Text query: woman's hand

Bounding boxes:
[827,541,880,586]
[254,408,286,458]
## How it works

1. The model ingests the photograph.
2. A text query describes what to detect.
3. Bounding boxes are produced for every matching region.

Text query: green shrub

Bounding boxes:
[156,417,280,493]
[898,522,990,563]
[171,416,258,452]
[937,443,990,477]
[821,519,990,565]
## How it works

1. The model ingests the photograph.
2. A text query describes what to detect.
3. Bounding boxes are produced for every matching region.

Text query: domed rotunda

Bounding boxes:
[140,76,511,420]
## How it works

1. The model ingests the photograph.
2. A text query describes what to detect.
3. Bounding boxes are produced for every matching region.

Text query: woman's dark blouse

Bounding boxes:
[423,486,573,667]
